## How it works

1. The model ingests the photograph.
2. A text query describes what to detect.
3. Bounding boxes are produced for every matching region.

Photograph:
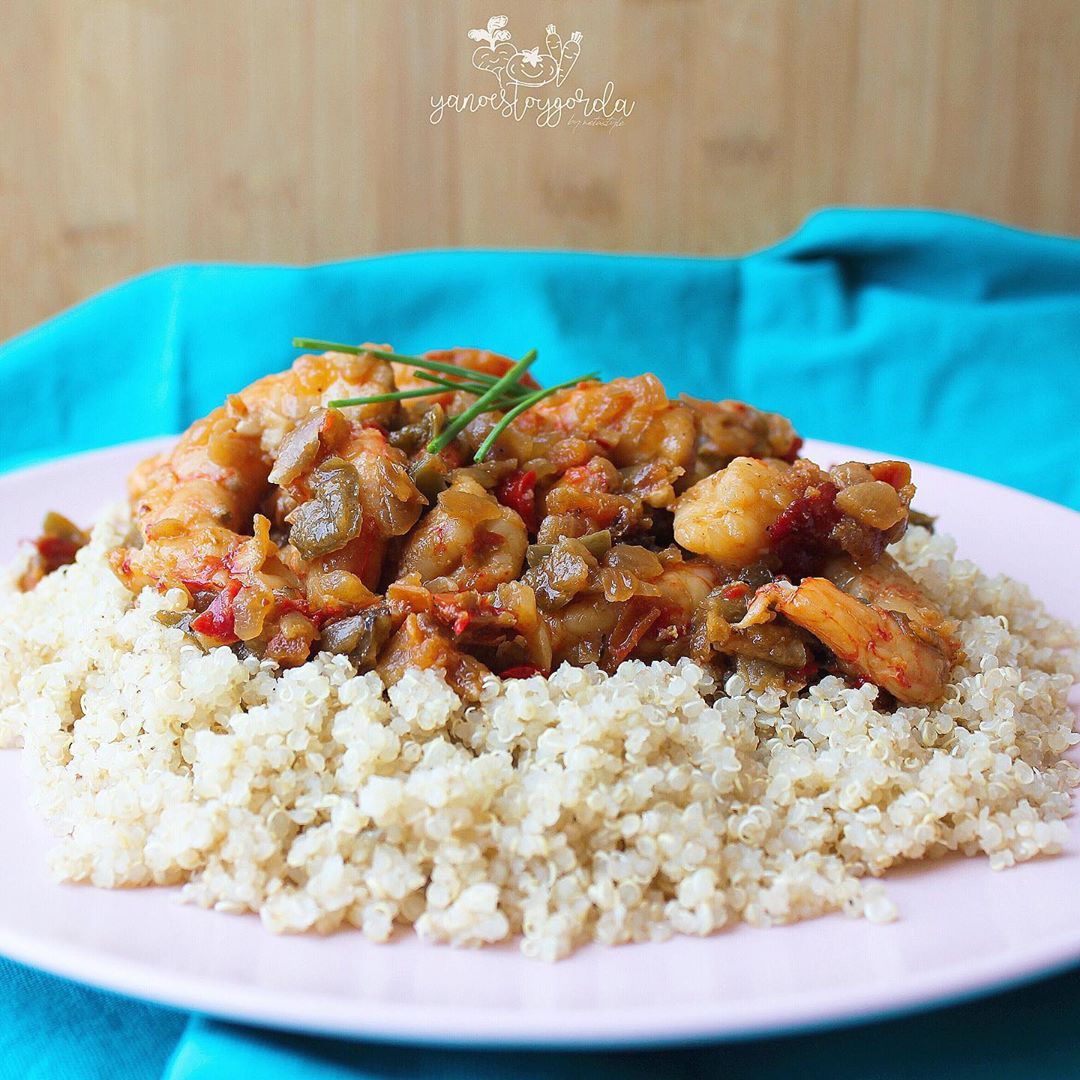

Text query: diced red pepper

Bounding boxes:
[496,469,539,532]
[768,482,841,577]
[721,582,751,601]
[190,580,241,643]
[499,664,542,680]
[432,595,473,636]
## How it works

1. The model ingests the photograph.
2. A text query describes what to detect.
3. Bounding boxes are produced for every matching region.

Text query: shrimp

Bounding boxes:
[112,405,270,591]
[673,456,795,568]
[121,349,399,557]
[823,553,955,639]
[674,456,916,575]
[128,450,168,506]
[515,375,696,473]
[651,558,723,616]
[737,556,960,705]
[110,349,416,663]
[395,473,528,592]
[237,347,399,453]
[392,347,539,423]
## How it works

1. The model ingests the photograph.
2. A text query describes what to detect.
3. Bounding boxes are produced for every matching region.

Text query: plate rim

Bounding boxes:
[2,904,1080,1048]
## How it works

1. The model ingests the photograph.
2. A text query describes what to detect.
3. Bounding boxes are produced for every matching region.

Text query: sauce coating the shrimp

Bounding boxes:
[737,558,961,705]
[397,473,527,592]
[95,343,957,705]
[109,348,421,665]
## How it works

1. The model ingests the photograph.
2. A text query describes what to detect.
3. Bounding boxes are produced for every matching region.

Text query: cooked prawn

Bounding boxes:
[237,347,399,452]
[514,374,696,473]
[110,349,415,661]
[392,348,540,423]
[673,456,795,568]
[112,405,270,591]
[823,553,955,639]
[122,348,398,553]
[738,557,960,705]
[395,473,527,592]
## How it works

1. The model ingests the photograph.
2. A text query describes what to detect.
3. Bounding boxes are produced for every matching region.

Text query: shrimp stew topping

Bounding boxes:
[96,345,959,704]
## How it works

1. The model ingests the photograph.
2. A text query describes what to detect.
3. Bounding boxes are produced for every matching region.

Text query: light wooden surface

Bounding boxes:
[3,0,1079,341]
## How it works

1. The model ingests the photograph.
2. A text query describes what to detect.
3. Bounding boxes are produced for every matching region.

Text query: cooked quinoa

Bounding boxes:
[0,507,1076,960]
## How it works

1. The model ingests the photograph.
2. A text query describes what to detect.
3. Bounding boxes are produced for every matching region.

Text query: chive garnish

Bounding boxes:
[328,385,456,407]
[473,372,600,462]
[414,371,532,399]
[293,339,508,387]
[426,350,538,455]
[297,337,598,464]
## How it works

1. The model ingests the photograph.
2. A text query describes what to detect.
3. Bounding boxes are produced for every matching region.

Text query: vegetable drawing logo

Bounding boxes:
[469,16,582,89]
[430,15,635,128]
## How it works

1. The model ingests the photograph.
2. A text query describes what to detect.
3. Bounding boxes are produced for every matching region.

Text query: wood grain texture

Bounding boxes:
[2,0,1079,340]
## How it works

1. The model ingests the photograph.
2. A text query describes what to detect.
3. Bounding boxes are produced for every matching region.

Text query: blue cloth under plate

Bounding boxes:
[1,209,1079,1079]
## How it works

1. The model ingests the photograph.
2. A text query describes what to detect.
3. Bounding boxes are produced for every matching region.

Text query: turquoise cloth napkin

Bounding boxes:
[4,208,1080,505]
[166,966,1080,1080]
[1,208,1079,1078]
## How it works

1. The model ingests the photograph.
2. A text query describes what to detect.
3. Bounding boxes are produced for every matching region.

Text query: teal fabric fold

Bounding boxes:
[165,966,1080,1080]
[0,959,186,1080]
[3,208,1080,505]
[2,208,1079,1078]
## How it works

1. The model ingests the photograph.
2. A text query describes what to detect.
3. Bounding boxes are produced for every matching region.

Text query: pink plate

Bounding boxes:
[0,437,1078,1047]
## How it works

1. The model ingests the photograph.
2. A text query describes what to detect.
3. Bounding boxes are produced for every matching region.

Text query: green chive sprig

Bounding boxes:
[414,371,532,400]
[296,337,599,463]
[327,385,469,405]
[426,349,537,455]
[473,372,599,461]
[294,338,513,387]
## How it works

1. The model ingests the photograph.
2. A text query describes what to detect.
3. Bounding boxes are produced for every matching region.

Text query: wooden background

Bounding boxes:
[3,0,1079,342]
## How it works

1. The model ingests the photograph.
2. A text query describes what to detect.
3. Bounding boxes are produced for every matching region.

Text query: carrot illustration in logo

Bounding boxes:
[555,30,582,85]
[545,24,562,62]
